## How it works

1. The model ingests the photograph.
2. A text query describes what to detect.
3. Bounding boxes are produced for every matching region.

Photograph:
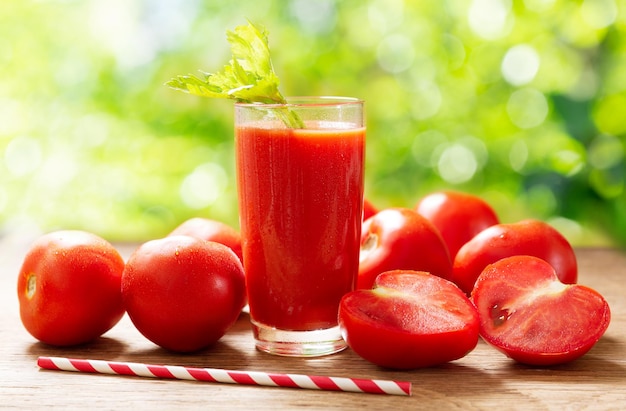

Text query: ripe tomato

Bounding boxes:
[358,208,452,289]
[17,230,125,346]
[471,255,611,366]
[168,217,243,263]
[415,190,499,259]
[363,198,378,221]
[339,270,479,369]
[121,235,246,353]
[452,219,578,294]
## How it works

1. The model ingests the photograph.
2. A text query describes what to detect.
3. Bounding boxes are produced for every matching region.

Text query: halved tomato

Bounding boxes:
[339,270,479,369]
[471,255,611,366]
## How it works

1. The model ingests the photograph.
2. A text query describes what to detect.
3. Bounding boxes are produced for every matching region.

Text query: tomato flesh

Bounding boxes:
[339,270,479,369]
[471,255,611,366]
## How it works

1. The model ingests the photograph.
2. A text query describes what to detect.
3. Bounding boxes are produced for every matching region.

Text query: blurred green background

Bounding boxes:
[1,0,625,247]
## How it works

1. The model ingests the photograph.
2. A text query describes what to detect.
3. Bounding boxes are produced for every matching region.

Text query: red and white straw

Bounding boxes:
[37,356,411,396]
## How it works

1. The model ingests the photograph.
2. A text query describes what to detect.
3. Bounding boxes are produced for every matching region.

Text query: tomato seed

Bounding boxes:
[490,304,510,327]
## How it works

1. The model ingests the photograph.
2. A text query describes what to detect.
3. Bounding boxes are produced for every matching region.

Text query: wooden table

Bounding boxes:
[1,240,625,410]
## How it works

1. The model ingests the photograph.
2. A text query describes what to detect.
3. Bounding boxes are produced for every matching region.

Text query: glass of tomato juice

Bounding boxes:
[235,97,365,357]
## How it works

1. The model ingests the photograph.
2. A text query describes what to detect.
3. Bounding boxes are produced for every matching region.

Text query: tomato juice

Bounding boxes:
[236,121,365,333]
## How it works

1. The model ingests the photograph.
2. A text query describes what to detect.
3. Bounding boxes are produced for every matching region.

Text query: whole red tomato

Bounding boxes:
[363,198,378,221]
[122,235,246,353]
[17,230,125,346]
[471,255,610,366]
[358,208,452,289]
[415,190,499,259]
[452,219,578,294]
[339,270,479,369]
[168,217,243,263]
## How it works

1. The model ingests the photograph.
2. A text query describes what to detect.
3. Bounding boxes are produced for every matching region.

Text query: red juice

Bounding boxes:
[236,121,365,331]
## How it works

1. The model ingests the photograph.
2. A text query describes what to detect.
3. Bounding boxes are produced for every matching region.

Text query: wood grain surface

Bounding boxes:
[1,240,625,410]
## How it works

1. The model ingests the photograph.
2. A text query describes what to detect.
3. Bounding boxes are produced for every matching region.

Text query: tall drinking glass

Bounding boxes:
[235,97,365,357]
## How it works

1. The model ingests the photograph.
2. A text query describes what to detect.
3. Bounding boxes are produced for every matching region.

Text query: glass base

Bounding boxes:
[251,320,347,357]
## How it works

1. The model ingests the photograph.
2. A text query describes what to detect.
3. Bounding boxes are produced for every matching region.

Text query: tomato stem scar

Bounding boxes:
[26,273,36,299]
[359,233,378,262]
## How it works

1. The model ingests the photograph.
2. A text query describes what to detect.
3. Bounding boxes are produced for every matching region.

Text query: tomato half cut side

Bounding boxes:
[339,270,479,370]
[471,255,611,366]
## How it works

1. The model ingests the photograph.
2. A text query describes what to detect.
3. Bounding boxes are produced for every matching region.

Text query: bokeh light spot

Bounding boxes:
[588,134,624,169]
[459,135,489,167]
[589,168,624,199]
[4,136,43,177]
[501,44,540,86]
[443,34,467,70]
[376,34,415,74]
[593,93,626,136]
[368,0,405,34]
[437,143,478,184]
[468,0,513,40]
[289,0,337,34]
[506,88,549,129]
[548,217,584,244]
[412,130,448,167]
[523,0,556,12]
[409,80,442,120]
[580,0,617,29]
[37,150,79,189]
[509,139,529,172]
[72,114,110,148]
[179,163,228,209]
[0,99,25,135]
[550,149,585,176]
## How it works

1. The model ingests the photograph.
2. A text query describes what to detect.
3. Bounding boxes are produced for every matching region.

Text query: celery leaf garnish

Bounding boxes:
[165,21,304,129]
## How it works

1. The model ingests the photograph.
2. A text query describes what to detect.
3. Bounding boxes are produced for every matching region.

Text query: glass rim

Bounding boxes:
[235,96,363,108]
